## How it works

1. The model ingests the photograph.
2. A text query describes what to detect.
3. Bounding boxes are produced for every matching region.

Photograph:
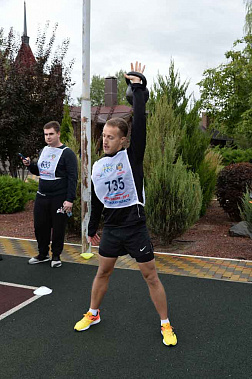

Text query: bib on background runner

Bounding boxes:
[38,146,68,180]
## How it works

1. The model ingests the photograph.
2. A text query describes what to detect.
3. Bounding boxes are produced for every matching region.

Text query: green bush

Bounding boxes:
[145,156,202,242]
[0,175,29,213]
[216,162,252,221]
[240,187,252,231]
[179,106,211,173]
[145,95,202,242]
[197,149,223,215]
[61,103,74,144]
[25,178,38,201]
[213,146,252,166]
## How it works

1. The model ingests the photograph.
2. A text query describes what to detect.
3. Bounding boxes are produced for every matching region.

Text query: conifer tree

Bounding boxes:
[60,103,74,144]
[145,95,202,242]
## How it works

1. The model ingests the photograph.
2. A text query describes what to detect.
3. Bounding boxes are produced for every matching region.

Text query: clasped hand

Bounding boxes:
[124,61,146,83]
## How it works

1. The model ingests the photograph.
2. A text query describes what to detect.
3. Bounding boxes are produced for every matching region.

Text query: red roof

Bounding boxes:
[15,42,36,70]
[92,105,132,114]
[70,105,132,124]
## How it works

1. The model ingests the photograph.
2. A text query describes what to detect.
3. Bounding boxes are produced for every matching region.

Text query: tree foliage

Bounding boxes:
[216,162,252,221]
[198,35,252,148]
[213,146,252,166]
[244,0,252,35]
[115,69,128,105]
[147,61,212,217]
[240,186,252,230]
[148,60,191,121]
[90,74,105,106]
[0,24,73,177]
[61,103,74,144]
[144,95,202,242]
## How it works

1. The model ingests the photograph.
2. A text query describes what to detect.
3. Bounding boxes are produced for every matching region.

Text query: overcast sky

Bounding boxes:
[0,0,247,102]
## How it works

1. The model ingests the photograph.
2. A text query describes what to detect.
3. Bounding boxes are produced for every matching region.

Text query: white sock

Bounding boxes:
[89,308,98,316]
[161,318,170,326]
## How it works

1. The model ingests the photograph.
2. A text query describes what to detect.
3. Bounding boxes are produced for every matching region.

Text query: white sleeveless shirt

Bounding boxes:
[38,146,68,180]
[92,150,145,208]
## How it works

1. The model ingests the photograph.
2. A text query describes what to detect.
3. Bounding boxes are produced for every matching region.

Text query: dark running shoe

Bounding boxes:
[28,255,50,265]
[51,256,62,268]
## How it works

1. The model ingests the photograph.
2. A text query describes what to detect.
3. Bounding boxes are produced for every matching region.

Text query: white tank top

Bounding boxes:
[92,150,144,208]
[38,146,68,180]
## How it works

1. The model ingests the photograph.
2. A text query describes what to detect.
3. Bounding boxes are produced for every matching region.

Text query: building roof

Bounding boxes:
[15,1,36,70]
[15,41,36,69]
[70,105,132,124]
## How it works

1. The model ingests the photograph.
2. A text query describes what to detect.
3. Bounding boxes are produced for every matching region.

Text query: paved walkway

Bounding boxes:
[1,236,251,283]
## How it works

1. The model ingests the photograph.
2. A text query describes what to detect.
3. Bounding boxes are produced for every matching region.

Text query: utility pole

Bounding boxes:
[81,0,91,254]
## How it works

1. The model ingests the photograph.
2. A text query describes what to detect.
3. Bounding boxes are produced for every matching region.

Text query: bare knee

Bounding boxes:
[141,267,160,287]
[95,266,112,280]
[95,257,116,279]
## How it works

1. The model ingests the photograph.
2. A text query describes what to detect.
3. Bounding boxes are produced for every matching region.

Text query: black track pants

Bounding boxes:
[34,194,68,257]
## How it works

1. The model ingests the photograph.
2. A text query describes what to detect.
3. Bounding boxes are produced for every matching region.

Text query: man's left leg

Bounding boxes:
[138,259,177,346]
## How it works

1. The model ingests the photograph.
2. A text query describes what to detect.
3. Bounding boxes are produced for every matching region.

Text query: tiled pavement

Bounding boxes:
[1,236,252,284]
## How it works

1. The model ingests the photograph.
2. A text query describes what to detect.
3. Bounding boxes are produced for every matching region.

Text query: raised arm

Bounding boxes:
[124,62,147,162]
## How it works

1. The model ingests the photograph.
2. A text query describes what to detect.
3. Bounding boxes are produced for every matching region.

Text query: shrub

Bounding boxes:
[239,187,252,232]
[145,95,202,242]
[216,162,252,221]
[25,178,38,201]
[213,146,252,166]
[197,149,223,215]
[0,175,29,213]
[145,156,202,242]
[61,103,74,144]
[179,106,211,173]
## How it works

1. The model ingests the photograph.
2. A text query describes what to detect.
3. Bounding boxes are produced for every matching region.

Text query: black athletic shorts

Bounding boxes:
[99,224,154,263]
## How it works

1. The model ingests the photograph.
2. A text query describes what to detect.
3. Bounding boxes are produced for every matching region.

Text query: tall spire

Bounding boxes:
[22,1,29,45]
[15,0,36,69]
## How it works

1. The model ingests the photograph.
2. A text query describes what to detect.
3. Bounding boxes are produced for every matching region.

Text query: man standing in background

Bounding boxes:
[22,121,78,268]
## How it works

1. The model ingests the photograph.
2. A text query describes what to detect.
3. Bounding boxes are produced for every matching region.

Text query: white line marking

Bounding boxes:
[0,236,82,246]
[0,236,37,242]
[0,281,38,290]
[1,236,251,263]
[154,251,252,263]
[0,295,40,321]
[0,281,40,321]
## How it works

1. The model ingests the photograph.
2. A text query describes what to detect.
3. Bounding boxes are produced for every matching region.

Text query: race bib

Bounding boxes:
[38,146,68,180]
[92,150,144,208]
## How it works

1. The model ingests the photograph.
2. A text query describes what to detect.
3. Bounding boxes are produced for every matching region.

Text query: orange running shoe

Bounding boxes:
[161,323,177,346]
[74,310,101,331]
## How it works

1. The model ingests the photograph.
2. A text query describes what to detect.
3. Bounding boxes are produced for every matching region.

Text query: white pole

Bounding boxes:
[81,0,91,254]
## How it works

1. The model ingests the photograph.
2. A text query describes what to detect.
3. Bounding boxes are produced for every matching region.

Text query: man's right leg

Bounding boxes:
[28,196,51,264]
[90,255,117,308]
[74,256,117,331]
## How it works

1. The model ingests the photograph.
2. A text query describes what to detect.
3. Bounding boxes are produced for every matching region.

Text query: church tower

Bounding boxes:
[15,1,36,69]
